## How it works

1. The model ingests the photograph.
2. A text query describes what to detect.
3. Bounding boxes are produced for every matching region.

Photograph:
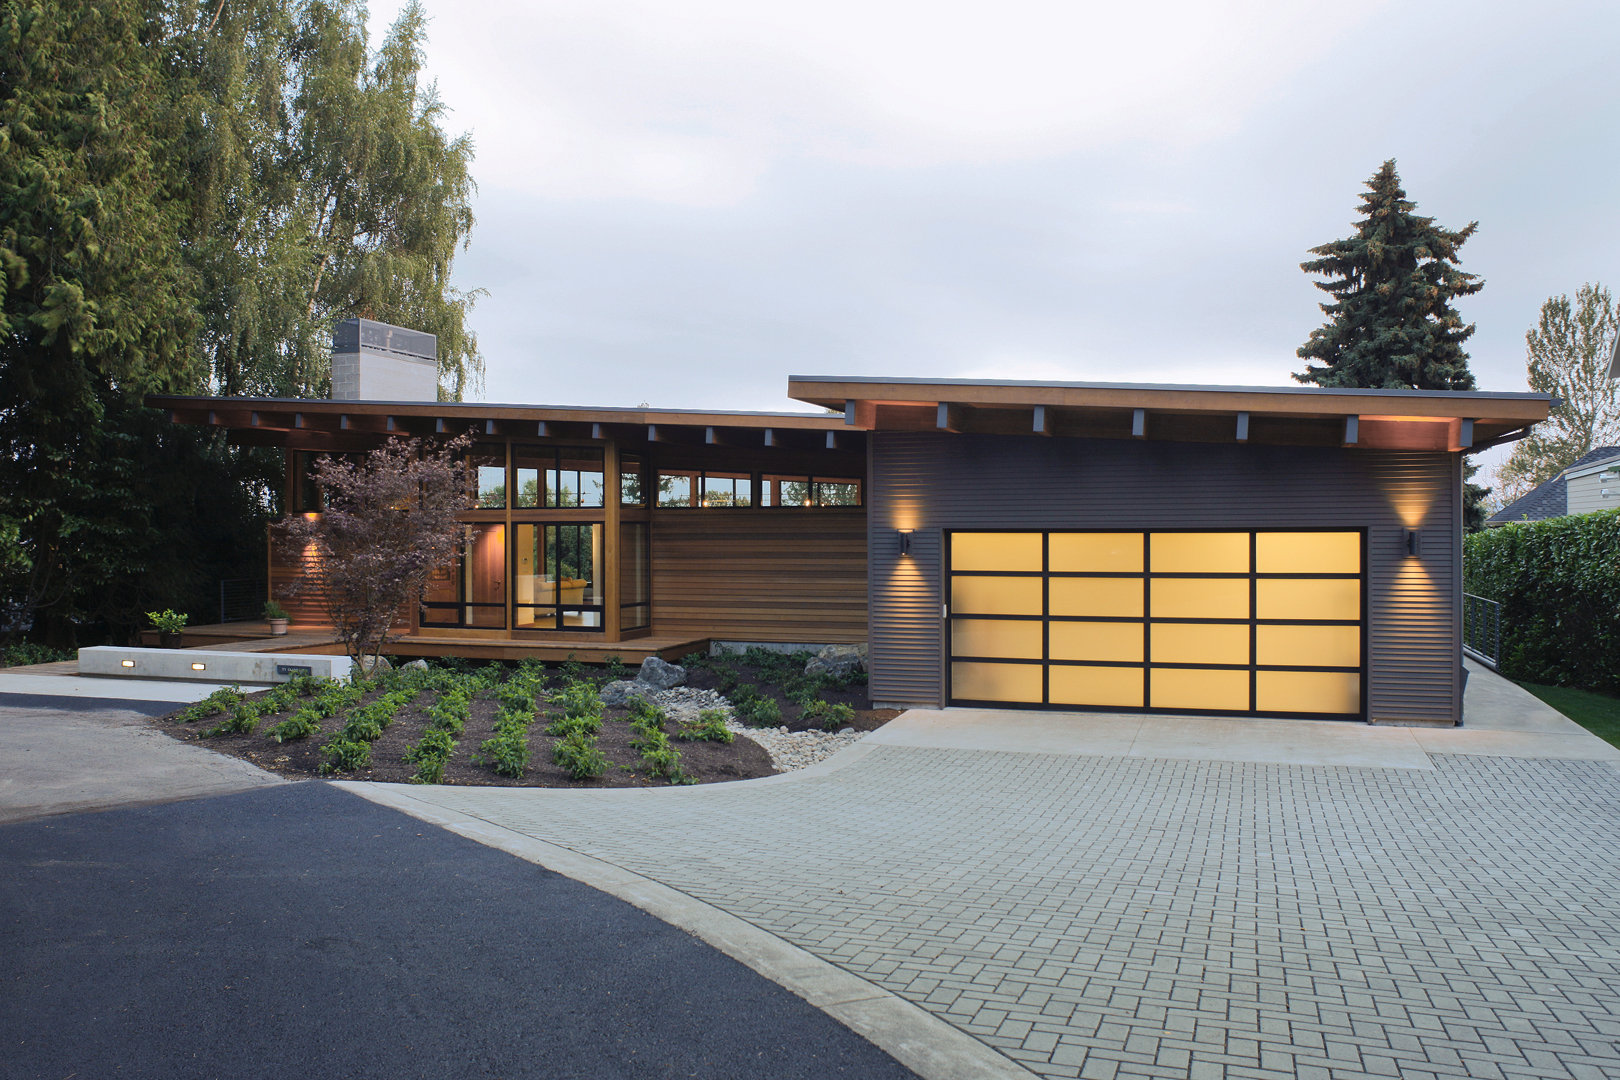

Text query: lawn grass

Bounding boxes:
[1516,680,1620,748]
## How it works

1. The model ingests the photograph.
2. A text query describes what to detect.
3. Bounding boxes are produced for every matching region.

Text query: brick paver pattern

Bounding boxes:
[403,749,1620,1080]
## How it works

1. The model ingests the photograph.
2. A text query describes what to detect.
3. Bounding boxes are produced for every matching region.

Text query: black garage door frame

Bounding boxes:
[944,527,1370,721]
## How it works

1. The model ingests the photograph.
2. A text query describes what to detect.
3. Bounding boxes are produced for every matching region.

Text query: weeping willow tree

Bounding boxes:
[168,0,483,399]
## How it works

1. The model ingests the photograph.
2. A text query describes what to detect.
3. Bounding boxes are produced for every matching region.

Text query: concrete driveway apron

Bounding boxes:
[350,664,1620,1080]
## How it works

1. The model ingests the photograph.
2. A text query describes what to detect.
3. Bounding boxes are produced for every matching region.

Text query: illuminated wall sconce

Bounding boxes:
[1406,528,1421,557]
[897,528,914,555]
[191,662,207,671]
[120,659,136,668]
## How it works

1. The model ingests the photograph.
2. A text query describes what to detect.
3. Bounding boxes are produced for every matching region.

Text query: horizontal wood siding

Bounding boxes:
[267,523,412,631]
[869,432,1458,722]
[650,509,867,643]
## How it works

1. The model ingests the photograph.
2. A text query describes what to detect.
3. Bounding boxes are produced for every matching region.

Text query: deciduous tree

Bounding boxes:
[277,437,469,671]
[1497,284,1620,502]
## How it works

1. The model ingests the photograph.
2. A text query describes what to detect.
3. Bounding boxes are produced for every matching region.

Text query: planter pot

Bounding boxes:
[158,632,184,649]
[268,618,289,636]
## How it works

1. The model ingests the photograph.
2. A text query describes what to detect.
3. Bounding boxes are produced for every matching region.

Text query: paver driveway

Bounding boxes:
[360,717,1620,1080]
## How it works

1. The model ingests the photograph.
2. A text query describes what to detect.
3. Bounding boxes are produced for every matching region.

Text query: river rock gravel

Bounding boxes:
[641,687,865,773]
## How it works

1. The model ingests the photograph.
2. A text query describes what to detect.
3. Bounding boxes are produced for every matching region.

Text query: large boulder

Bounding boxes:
[402,659,431,671]
[805,643,866,680]
[637,656,687,689]
[600,680,655,708]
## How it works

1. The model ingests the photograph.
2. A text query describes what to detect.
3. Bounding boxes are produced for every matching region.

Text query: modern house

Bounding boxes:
[150,320,1553,725]
[1485,446,1620,526]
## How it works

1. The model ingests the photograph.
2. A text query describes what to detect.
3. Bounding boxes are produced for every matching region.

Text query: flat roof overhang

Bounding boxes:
[146,396,861,454]
[788,376,1556,453]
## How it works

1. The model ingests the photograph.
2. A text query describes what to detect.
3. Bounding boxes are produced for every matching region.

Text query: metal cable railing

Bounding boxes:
[218,578,268,623]
[1462,592,1502,670]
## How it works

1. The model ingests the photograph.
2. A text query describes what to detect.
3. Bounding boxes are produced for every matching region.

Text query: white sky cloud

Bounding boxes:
[367,0,1620,483]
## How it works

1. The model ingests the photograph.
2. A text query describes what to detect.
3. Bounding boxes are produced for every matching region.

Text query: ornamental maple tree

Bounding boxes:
[277,436,470,670]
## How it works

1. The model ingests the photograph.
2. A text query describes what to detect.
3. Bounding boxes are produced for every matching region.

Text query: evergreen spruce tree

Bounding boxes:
[1294,160,1492,529]
[1295,160,1482,390]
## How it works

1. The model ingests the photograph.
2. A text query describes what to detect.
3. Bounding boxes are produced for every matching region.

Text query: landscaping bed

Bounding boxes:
[150,649,897,788]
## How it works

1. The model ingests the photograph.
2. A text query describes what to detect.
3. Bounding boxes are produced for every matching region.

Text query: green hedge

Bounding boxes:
[1464,510,1620,692]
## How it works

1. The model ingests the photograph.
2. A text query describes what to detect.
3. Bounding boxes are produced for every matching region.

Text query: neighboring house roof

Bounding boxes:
[1486,445,1620,526]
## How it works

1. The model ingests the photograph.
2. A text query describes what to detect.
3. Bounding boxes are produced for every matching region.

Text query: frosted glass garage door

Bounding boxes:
[947,530,1363,718]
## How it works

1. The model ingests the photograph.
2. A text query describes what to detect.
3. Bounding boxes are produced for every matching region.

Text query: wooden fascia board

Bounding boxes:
[789,381,1551,426]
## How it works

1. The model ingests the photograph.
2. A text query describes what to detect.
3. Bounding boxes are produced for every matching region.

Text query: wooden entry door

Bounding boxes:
[946,530,1364,718]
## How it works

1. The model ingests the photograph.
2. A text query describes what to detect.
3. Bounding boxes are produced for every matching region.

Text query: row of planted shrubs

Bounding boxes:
[175,659,738,785]
[1464,509,1620,693]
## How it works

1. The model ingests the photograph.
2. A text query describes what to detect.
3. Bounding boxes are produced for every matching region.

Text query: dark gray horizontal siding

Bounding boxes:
[868,432,1458,722]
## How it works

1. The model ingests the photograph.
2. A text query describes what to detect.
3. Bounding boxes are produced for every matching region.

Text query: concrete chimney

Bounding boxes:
[330,318,439,401]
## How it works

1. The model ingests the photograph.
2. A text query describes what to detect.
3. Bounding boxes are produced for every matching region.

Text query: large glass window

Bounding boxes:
[552,449,605,508]
[514,447,543,509]
[514,523,603,630]
[762,475,861,507]
[471,447,506,509]
[511,447,605,509]
[421,523,506,628]
[657,471,696,508]
[702,473,751,507]
[763,474,811,507]
[620,522,650,631]
[621,455,645,506]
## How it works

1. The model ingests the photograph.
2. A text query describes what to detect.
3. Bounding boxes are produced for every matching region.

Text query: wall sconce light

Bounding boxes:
[1406,528,1421,557]
[897,528,914,555]
[120,659,136,668]
[191,662,207,671]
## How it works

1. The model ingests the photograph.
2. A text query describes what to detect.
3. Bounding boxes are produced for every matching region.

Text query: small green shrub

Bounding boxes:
[477,728,530,778]
[268,710,322,743]
[782,673,828,706]
[545,711,601,738]
[0,642,74,667]
[146,608,188,634]
[174,686,245,724]
[679,651,709,670]
[734,694,781,728]
[405,729,457,784]
[319,737,372,775]
[626,696,665,725]
[202,707,260,737]
[553,729,607,779]
[604,654,629,680]
[803,699,856,731]
[639,744,685,780]
[263,599,289,620]
[676,710,733,743]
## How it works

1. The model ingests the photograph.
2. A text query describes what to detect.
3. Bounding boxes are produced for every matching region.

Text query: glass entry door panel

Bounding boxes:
[947,530,1364,718]
[421,523,507,628]
[515,523,604,630]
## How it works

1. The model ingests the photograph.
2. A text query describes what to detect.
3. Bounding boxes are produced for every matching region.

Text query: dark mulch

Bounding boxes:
[149,655,897,788]
[150,688,773,787]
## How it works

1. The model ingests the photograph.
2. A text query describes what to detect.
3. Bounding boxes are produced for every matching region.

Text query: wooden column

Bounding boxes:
[604,438,621,641]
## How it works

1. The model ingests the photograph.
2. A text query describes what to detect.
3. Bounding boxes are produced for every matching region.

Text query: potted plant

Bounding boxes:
[263,600,290,636]
[147,609,188,649]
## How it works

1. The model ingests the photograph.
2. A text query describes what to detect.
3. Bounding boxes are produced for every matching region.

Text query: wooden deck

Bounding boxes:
[138,622,710,665]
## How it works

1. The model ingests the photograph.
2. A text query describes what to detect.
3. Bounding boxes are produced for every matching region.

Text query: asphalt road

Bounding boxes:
[0,782,920,1080]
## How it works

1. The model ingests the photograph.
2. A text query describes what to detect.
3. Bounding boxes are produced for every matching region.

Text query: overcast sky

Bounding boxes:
[368,0,1618,480]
